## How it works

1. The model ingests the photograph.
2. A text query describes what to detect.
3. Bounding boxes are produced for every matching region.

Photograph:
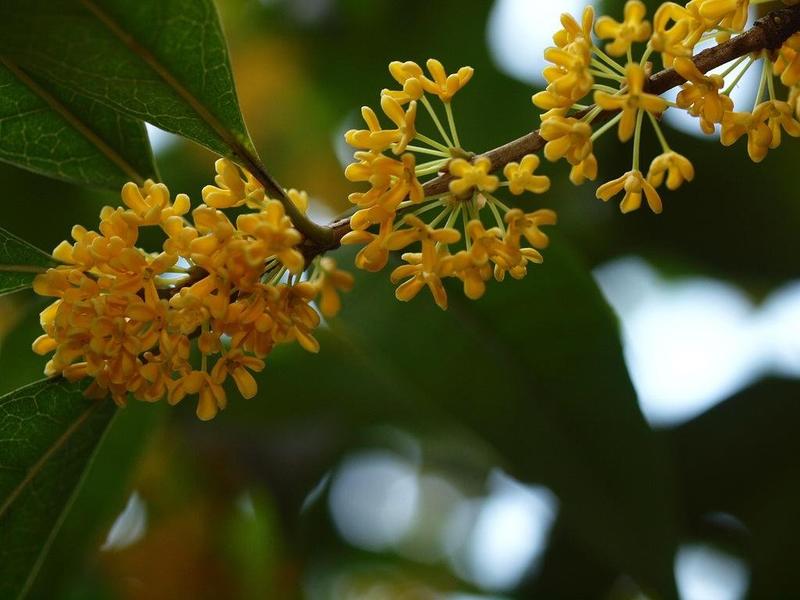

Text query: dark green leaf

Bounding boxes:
[236,238,679,596]
[0,378,116,600]
[0,58,156,189]
[27,401,165,599]
[0,227,57,297]
[671,378,800,597]
[1,0,257,161]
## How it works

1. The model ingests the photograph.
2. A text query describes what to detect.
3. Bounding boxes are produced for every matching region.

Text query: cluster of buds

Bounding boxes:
[534,0,800,213]
[342,59,557,309]
[32,163,353,419]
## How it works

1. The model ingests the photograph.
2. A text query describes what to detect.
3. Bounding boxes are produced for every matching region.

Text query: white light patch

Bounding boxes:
[397,474,464,563]
[595,257,800,427]
[451,470,558,592]
[328,450,419,552]
[758,281,800,376]
[487,0,588,85]
[101,490,148,552]
[145,123,180,155]
[675,544,749,600]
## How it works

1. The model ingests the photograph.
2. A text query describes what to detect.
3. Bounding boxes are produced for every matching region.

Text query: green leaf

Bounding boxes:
[670,378,800,597]
[26,400,165,599]
[236,238,679,596]
[0,227,57,297]
[1,0,257,161]
[0,58,156,189]
[0,378,117,600]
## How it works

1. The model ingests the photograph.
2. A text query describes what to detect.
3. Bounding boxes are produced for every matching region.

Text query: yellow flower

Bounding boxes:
[540,115,594,164]
[419,59,474,102]
[448,157,499,198]
[385,214,461,252]
[269,282,321,353]
[775,34,800,87]
[236,200,304,273]
[594,63,668,142]
[534,40,594,110]
[596,170,663,214]
[765,100,800,149]
[650,2,697,66]
[344,106,402,153]
[466,220,513,266]
[647,151,695,190]
[505,209,558,250]
[697,0,749,34]
[202,158,247,208]
[383,61,425,104]
[314,257,355,318]
[287,189,309,214]
[379,95,417,154]
[720,103,774,162]
[449,250,493,300]
[169,370,227,421]
[122,180,190,224]
[385,215,460,309]
[210,349,265,400]
[570,154,599,185]
[345,151,424,210]
[34,157,338,420]
[388,60,424,86]
[99,206,139,248]
[790,86,800,120]
[391,247,455,310]
[553,6,595,48]
[674,57,732,133]
[503,155,551,195]
[595,0,652,57]
[342,217,394,273]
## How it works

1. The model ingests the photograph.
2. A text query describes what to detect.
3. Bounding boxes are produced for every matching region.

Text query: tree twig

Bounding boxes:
[301,3,800,260]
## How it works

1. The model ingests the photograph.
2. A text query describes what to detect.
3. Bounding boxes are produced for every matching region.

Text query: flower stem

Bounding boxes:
[632,110,645,171]
[590,111,624,141]
[421,96,454,148]
[648,112,671,153]
[445,102,461,149]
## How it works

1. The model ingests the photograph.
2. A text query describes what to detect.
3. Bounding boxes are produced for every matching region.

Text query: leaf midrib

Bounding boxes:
[78,0,256,166]
[0,56,146,185]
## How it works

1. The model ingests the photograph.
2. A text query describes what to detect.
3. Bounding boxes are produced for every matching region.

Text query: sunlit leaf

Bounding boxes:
[0,378,116,599]
[0,227,56,297]
[0,58,155,189]
[0,0,258,162]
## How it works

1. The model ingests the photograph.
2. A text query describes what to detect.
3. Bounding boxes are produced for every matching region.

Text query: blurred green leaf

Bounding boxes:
[0,227,56,297]
[670,378,800,597]
[0,378,116,600]
[334,240,677,595]
[0,58,155,189]
[237,238,678,596]
[0,0,257,161]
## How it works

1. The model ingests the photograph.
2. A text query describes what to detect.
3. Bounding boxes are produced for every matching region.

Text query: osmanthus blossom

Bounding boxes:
[31,0,800,420]
[33,161,352,420]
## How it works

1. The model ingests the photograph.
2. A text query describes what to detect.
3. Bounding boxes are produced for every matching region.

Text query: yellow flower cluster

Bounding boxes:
[33,162,353,420]
[533,0,800,215]
[342,60,556,309]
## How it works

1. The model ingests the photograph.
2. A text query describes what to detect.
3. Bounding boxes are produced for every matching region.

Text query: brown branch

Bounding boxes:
[303,3,800,260]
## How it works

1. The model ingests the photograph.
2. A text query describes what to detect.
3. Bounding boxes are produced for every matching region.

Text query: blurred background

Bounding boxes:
[1,0,800,598]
